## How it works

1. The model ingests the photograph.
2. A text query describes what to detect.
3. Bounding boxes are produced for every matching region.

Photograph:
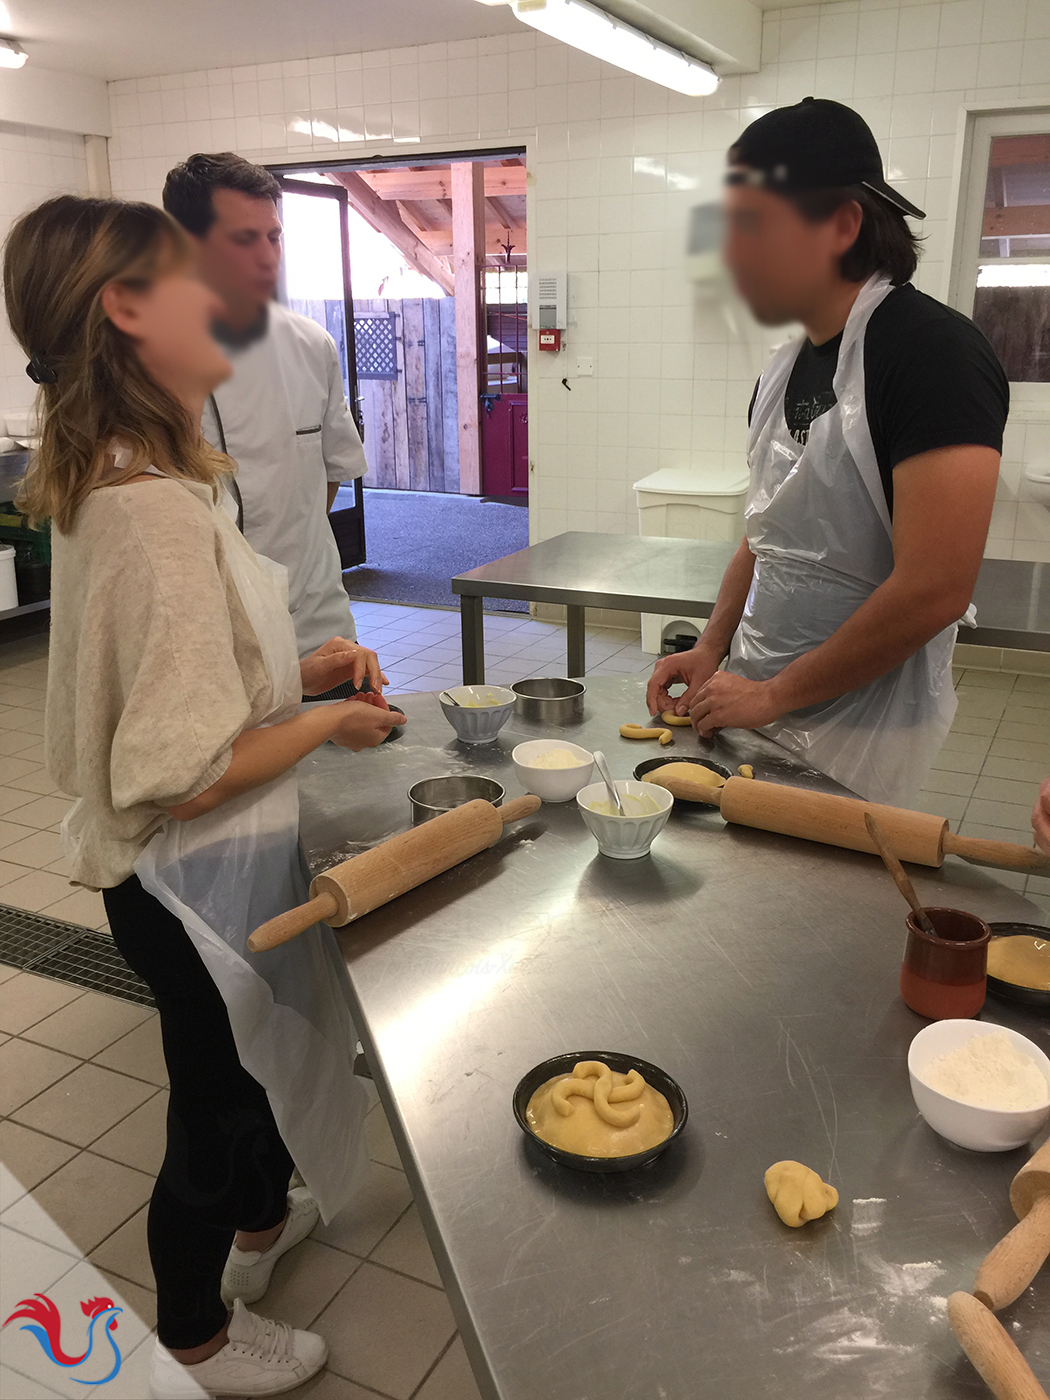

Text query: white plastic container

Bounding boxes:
[0,546,17,612]
[634,466,749,655]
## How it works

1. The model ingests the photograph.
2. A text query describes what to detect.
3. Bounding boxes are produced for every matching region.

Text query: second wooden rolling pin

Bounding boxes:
[975,1141,1050,1313]
[641,772,1050,875]
[249,794,541,952]
[948,1292,1048,1400]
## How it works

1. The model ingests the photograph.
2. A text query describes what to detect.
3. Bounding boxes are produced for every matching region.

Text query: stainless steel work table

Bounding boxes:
[451,532,1050,681]
[297,676,1050,1399]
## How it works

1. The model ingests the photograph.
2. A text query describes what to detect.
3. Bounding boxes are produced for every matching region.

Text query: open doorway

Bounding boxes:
[271,150,529,611]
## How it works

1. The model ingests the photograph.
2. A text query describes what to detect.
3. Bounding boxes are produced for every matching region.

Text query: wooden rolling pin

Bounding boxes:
[249,794,541,952]
[976,1142,1050,1312]
[641,772,1050,875]
[948,1292,1048,1400]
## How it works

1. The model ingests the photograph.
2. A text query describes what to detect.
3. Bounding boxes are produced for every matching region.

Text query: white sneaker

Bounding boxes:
[222,1187,319,1305]
[149,1299,327,1398]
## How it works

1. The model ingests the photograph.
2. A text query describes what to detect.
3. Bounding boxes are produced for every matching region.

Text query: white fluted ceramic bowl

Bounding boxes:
[439,685,517,745]
[576,779,673,859]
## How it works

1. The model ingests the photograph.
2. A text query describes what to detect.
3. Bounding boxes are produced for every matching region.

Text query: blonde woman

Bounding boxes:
[4,195,405,1399]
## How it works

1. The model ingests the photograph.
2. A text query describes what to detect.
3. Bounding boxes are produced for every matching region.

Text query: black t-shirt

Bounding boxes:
[747,284,1009,515]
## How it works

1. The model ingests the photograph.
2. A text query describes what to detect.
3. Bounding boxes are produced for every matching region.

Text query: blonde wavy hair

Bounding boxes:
[3,195,230,532]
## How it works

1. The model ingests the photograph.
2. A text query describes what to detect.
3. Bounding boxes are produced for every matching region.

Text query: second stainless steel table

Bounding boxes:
[451,531,1050,681]
[298,676,1048,1400]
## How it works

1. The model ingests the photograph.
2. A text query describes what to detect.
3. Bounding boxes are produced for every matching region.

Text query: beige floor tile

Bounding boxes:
[0,785,37,815]
[93,1017,166,1086]
[1,830,64,869]
[0,962,18,982]
[292,1370,386,1400]
[0,973,83,1035]
[972,774,1041,806]
[88,1204,153,1292]
[990,736,1050,765]
[415,1336,483,1400]
[316,1262,455,1400]
[982,755,1048,784]
[930,747,985,775]
[313,1163,413,1258]
[45,856,72,879]
[0,869,74,913]
[2,797,71,831]
[0,684,45,708]
[939,731,993,756]
[0,1122,78,1210]
[0,713,44,736]
[1014,675,1050,697]
[365,1104,403,1171]
[1004,701,1050,726]
[2,1151,152,1256]
[0,1363,65,1398]
[13,1062,155,1148]
[369,1204,442,1288]
[999,720,1050,745]
[964,798,1036,833]
[91,1089,167,1175]
[0,732,43,758]
[921,768,977,798]
[16,742,46,765]
[956,670,1015,691]
[0,859,37,886]
[261,1238,363,1331]
[954,689,1009,720]
[40,889,107,931]
[21,989,151,1059]
[915,791,968,822]
[4,771,63,798]
[0,1223,78,1316]
[948,714,999,738]
[0,1039,78,1116]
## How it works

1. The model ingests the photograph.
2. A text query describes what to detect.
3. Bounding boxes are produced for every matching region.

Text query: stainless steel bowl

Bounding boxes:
[512,677,586,724]
[408,774,505,824]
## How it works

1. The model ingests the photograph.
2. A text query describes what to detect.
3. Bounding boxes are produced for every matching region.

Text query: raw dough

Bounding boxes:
[738,764,754,779]
[660,711,693,726]
[987,934,1050,992]
[620,723,673,746]
[527,1060,675,1158]
[764,1160,838,1228]
[645,762,725,789]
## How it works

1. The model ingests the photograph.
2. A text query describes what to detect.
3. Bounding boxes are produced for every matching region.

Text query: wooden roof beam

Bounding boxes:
[369,166,527,201]
[328,170,454,295]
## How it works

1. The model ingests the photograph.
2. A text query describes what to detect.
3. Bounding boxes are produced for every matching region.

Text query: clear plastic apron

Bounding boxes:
[729,274,959,807]
[133,487,369,1222]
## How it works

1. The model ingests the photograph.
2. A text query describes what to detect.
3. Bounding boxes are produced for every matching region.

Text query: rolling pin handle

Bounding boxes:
[248,891,340,953]
[948,1291,1049,1400]
[974,1194,1050,1313]
[499,795,542,824]
[942,832,1050,874]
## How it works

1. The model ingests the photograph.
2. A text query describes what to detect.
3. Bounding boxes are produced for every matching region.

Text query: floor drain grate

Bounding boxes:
[0,903,153,1008]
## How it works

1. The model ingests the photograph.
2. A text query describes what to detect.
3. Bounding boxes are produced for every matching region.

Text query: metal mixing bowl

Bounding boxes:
[512,677,586,723]
[408,774,505,824]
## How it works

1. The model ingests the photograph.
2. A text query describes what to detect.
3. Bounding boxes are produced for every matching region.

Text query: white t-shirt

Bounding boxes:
[203,301,367,658]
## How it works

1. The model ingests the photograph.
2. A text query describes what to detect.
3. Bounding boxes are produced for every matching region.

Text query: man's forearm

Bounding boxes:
[769,573,961,714]
[695,539,755,659]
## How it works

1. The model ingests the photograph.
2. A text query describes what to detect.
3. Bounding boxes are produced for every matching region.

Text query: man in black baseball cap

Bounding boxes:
[648,98,1009,805]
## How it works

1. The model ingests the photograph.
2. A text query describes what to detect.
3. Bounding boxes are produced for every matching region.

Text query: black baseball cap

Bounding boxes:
[727,96,925,220]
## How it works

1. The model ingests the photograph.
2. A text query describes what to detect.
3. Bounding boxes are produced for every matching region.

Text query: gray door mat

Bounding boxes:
[0,903,154,1008]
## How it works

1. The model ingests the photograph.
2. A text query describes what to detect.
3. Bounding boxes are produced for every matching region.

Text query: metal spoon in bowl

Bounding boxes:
[592,749,625,817]
[864,811,936,935]
[440,691,462,707]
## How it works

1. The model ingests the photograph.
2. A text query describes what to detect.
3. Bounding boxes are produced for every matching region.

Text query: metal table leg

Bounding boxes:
[460,595,485,684]
[567,604,586,677]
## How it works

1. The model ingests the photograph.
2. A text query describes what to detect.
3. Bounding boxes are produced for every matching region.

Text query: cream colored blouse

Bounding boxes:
[46,476,273,889]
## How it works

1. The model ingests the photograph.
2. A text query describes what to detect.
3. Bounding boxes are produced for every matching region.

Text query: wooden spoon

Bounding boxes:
[864,810,937,935]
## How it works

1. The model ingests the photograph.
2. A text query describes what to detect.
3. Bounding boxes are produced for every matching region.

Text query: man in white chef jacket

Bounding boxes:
[164,153,366,691]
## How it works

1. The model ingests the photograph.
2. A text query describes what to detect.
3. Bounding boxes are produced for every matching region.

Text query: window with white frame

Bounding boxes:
[951,109,1050,386]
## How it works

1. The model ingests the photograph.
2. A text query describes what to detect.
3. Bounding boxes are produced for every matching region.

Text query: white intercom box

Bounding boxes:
[534,273,567,329]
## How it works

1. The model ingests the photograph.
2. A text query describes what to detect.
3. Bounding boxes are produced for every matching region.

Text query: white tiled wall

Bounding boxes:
[101,0,1050,557]
[991,414,1050,563]
[0,122,90,419]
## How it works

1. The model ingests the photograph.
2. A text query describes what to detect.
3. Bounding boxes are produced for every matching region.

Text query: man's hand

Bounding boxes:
[688,671,785,738]
[646,644,722,717]
[1033,778,1050,855]
[301,637,388,697]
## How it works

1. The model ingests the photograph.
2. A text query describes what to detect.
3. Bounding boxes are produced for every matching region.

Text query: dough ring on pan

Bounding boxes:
[552,1061,645,1129]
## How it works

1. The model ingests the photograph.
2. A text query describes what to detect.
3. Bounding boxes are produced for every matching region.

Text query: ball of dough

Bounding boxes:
[527,1060,674,1158]
[764,1160,838,1228]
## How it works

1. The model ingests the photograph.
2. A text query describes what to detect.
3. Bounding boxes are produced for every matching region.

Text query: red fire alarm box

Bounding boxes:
[538,328,561,352]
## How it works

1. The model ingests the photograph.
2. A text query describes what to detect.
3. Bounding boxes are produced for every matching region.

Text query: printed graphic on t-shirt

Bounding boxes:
[785,388,837,446]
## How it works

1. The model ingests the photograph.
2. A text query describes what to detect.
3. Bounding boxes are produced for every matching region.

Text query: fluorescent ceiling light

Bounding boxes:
[511,0,718,97]
[0,38,26,68]
[978,263,1050,288]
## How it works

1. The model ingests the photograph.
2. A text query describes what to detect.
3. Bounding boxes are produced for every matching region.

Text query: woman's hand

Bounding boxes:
[688,671,785,738]
[301,637,388,698]
[1033,778,1050,855]
[646,643,722,717]
[329,699,406,751]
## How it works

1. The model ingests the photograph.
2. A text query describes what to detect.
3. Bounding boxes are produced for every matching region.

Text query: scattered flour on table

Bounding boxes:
[921,1032,1049,1110]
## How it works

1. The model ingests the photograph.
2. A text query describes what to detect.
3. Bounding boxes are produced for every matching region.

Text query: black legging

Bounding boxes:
[103,874,293,1350]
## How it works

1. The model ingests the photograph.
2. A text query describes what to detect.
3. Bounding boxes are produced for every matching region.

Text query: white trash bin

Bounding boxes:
[0,545,18,612]
[633,466,749,655]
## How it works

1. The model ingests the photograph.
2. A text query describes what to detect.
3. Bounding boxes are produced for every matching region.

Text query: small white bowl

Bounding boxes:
[512,740,594,803]
[576,779,674,860]
[908,1020,1050,1152]
[439,685,516,745]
